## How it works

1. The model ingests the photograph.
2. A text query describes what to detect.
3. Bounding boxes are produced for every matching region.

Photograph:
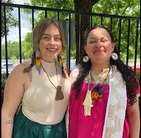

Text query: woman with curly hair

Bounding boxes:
[68,26,140,138]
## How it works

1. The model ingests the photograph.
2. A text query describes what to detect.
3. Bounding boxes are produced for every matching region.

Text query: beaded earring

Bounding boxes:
[36,49,41,74]
[58,55,63,74]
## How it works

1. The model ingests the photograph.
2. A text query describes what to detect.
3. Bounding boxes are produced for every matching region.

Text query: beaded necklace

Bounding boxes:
[83,68,109,116]
[88,74,108,105]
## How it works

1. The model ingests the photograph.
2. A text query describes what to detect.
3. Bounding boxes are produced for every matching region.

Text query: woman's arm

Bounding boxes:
[126,96,140,138]
[1,63,29,138]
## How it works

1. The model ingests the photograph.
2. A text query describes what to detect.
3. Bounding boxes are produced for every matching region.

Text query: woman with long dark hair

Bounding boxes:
[68,26,140,138]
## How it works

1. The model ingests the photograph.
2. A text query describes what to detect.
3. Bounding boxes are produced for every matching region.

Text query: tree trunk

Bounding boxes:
[74,0,99,62]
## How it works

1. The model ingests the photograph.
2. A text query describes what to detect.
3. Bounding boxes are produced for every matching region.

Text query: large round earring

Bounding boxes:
[36,49,41,74]
[83,55,89,63]
[111,52,118,60]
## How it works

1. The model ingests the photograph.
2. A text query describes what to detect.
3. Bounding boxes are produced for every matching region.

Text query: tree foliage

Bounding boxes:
[1,0,18,37]
[27,0,140,62]
[1,32,33,60]
[92,0,140,17]
[1,0,140,63]
[29,0,74,10]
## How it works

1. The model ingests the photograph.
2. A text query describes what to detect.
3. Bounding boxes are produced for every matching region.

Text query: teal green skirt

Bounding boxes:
[12,110,67,138]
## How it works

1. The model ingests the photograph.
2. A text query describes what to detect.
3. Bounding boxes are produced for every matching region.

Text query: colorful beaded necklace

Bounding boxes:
[88,75,108,105]
[83,68,110,116]
[87,68,109,104]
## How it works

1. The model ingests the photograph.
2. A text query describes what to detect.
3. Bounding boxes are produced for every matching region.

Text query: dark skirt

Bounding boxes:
[12,110,67,138]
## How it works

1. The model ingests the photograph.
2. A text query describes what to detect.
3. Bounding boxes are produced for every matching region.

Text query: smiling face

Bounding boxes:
[39,24,62,62]
[84,27,115,66]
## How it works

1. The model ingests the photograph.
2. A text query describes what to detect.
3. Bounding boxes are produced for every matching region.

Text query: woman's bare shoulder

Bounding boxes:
[8,62,30,80]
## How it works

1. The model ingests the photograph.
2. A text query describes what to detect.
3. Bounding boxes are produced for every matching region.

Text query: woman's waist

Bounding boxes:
[22,105,67,125]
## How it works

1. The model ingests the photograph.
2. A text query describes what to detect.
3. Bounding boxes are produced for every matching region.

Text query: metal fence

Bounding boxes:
[1,2,140,79]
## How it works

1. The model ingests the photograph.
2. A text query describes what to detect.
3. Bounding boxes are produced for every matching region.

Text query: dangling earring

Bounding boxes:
[58,55,63,74]
[111,52,118,60]
[36,49,41,74]
[83,55,89,63]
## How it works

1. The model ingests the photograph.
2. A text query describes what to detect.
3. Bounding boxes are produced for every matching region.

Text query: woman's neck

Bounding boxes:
[90,67,110,82]
[91,65,110,75]
[41,58,55,63]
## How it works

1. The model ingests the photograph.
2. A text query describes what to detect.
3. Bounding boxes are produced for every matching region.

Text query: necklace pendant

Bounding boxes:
[83,90,93,116]
[55,86,64,100]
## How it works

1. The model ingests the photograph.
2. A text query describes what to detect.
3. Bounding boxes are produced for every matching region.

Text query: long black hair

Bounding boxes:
[72,25,139,105]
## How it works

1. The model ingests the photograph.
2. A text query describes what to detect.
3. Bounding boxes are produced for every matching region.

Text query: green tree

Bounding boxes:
[2,41,19,59]
[1,0,18,37]
[92,0,140,17]
[22,32,33,59]
[29,0,74,10]
[92,0,140,60]
[26,0,139,62]
[1,32,33,60]
[74,0,100,61]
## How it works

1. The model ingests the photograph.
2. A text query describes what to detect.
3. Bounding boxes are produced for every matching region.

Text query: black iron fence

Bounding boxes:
[1,2,140,79]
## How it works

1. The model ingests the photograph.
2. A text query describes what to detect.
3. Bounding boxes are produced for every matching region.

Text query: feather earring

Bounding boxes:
[36,50,41,74]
